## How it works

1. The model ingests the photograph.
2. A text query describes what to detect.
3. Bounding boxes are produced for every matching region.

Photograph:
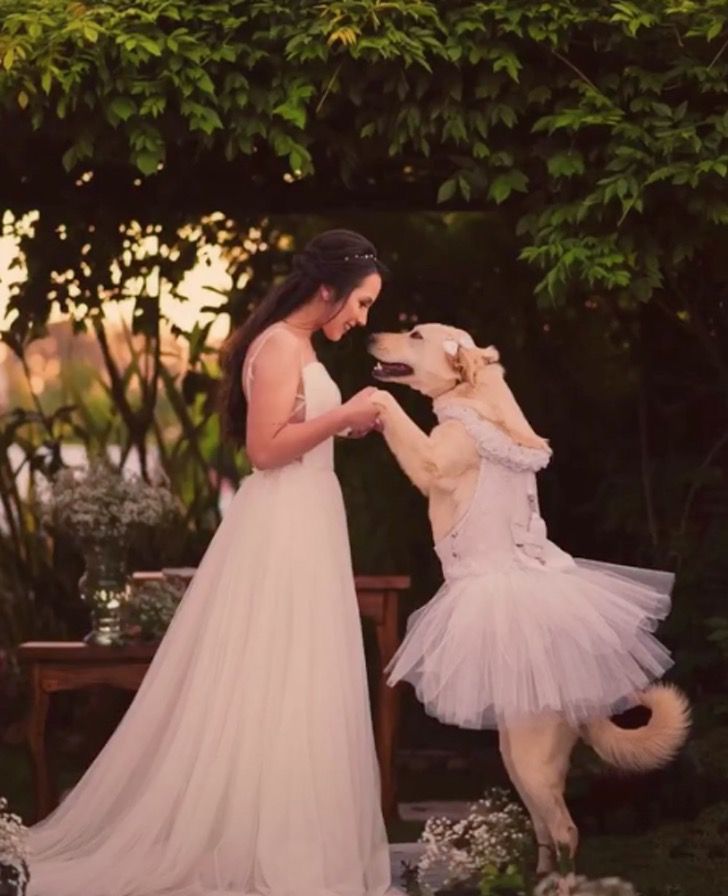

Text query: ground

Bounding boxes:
[3,734,727,896]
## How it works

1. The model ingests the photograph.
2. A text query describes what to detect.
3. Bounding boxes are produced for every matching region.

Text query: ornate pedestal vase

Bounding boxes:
[79,541,129,646]
[0,857,29,896]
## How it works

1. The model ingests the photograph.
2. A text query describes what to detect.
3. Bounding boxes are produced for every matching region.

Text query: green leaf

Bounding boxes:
[140,96,167,117]
[17,90,29,110]
[195,71,216,95]
[138,36,163,57]
[61,146,77,172]
[437,178,457,203]
[288,144,312,173]
[273,102,306,129]
[134,148,163,175]
[457,173,472,201]
[493,51,521,83]
[3,48,15,71]
[547,151,585,178]
[109,97,137,122]
[488,170,528,204]
[707,19,724,41]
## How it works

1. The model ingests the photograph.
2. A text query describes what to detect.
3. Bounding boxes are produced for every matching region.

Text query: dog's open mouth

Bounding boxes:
[372,360,414,379]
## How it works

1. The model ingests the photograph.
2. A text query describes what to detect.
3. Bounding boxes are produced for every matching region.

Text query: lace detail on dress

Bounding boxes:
[436,403,551,473]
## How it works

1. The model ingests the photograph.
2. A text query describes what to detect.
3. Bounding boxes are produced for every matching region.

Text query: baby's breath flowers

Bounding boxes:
[407,789,640,896]
[42,459,180,546]
[40,459,183,645]
[0,796,29,894]
[125,579,185,641]
[535,873,637,896]
[415,788,531,894]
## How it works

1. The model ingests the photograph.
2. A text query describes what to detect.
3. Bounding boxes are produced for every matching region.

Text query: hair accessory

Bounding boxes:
[442,334,476,357]
[342,252,377,262]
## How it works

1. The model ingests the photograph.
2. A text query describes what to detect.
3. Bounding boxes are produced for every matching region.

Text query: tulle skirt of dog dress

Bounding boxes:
[386,404,674,730]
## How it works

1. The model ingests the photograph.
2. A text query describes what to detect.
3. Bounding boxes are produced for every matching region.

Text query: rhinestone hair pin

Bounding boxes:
[342,252,377,262]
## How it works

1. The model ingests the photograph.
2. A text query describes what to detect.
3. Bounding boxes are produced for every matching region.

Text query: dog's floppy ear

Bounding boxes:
[446,342,500,386]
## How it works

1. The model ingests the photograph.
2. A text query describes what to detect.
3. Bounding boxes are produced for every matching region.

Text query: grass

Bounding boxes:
[578,811,728,896]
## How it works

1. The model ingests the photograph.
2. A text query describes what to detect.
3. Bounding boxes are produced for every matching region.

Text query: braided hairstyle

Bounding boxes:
[218,229,386,444]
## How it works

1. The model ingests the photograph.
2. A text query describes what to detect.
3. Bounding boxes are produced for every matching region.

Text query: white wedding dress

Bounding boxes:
[27,337,394,896]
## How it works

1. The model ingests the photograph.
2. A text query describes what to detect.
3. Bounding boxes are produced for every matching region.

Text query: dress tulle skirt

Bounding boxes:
[386,558,675,730]
[28,465,392,896]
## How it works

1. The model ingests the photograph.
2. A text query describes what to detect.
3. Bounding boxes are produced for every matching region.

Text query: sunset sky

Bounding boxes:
[0,217,234,350]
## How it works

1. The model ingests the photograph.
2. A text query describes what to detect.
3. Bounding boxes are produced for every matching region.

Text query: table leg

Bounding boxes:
[375,593,401,822]
[27,666,54,822]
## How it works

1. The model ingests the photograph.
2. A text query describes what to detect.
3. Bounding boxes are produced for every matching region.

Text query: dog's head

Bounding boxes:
[367,323,500,398]
[368,323,550,450]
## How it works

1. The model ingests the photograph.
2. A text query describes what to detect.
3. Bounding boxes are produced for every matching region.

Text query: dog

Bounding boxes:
[368,323,690,874]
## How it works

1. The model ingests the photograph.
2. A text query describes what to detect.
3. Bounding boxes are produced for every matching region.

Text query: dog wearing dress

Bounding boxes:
[368,323,690,874]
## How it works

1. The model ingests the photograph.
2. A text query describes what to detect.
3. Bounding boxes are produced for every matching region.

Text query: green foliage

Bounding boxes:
[0,208,726,714]
[1,1,728,304]
[0,405,74,646]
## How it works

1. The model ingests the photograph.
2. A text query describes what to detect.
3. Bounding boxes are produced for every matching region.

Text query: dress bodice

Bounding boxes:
[296,361,341,471]
[243,324,341,473]
[434,403,573,578]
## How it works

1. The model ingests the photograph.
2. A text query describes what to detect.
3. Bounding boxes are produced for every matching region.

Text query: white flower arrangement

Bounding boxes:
[42,459,180,545]
[404,791,640,896]
[413,788,531,894]
[534,873,637,896]
[125,579,185,641]
[0,796,29,893]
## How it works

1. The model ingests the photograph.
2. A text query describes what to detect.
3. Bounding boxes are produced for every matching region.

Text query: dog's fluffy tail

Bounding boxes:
[582,683,691,772]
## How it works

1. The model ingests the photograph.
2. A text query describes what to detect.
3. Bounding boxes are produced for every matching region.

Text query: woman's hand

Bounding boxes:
[345,417,383,438]
[340,386,381,431]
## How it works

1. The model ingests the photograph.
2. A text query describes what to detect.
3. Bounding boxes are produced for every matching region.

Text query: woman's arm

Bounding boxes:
[244,329,350,470]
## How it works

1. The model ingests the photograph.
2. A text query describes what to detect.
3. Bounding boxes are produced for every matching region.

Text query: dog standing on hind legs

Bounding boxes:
[367,323,691,874]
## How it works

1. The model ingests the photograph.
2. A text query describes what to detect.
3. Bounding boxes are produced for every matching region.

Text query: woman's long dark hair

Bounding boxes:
[219,229,386,444]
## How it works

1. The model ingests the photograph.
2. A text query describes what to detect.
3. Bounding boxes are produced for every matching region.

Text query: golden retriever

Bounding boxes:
[368,323,690,874]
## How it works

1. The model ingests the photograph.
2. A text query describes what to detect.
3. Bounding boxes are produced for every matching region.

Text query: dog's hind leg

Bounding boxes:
[506,718,580,870]
[499,727,554,875]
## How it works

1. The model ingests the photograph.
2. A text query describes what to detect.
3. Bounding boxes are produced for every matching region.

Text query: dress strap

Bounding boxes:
[243,323,306,424]
[243,322,299,399]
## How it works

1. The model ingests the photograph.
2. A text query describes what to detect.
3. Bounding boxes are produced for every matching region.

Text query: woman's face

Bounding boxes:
[322,272,382,341]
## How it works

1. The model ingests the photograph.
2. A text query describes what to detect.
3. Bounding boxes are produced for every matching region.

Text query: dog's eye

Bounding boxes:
[410,331,423,340]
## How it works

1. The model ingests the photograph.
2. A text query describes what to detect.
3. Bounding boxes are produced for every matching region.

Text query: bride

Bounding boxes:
[27,229,395,896]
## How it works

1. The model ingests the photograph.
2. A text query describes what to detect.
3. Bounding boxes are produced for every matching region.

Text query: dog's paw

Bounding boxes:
[371,389,397,415]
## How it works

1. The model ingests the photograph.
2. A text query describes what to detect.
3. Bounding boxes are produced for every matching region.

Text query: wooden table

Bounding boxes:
[17,574,408,824]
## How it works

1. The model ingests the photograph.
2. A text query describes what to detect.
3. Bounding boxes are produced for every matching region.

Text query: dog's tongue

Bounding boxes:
[372,361,413,379]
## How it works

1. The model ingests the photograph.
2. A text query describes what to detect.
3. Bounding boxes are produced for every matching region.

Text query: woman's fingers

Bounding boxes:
[346,416,383,438]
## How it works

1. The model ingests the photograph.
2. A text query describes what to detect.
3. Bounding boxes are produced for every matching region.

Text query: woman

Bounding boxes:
[28,229,395,896]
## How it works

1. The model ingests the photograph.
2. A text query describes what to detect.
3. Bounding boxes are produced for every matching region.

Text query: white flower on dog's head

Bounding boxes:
[442,334,476,357]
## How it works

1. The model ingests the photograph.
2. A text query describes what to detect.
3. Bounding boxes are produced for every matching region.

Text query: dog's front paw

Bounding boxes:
[370,389,398,422]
